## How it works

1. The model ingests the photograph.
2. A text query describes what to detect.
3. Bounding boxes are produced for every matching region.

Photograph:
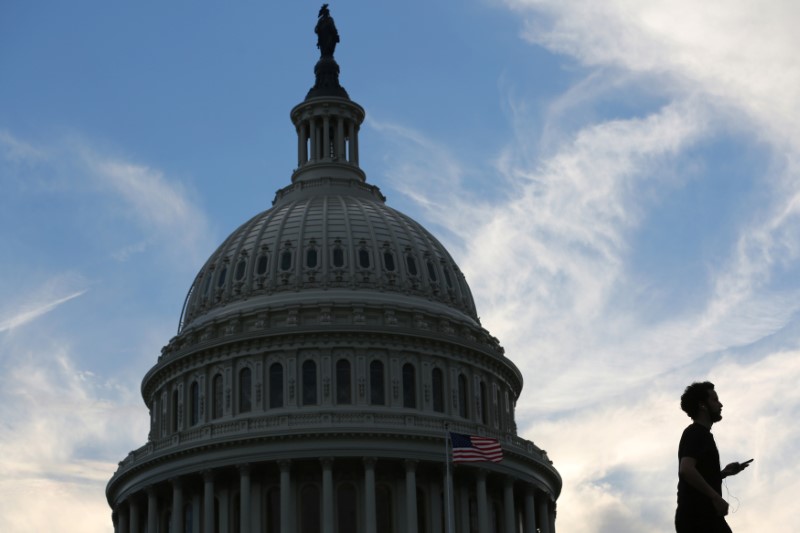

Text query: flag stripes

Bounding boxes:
[449,432,503,463]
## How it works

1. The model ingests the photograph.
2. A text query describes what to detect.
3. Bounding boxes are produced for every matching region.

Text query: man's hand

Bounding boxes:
[712,494,729,516]
[721,460,752,478]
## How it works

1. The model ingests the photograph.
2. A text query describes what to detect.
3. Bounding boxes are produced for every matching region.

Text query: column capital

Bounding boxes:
[504,476,515,488]
[404,459,418,472]
[146,486,157,497]
[362,456,377,468]
[475,467,488,480]
[278,459,292,473]
[202,469,215,482]
[320,457,334,469]
[237,463,251,475]
[169,476,182,488]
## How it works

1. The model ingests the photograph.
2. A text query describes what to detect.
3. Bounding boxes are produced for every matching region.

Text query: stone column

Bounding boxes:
[537,493,550,533]
[363,457,377,533]
[118,506,129,533]
[112,510,120,533]
[476,470,489,533]
[129,496,140,533]
[346,121,354,163]
[219,488,230,533]
[352,124,359,164]
[321,458,334,533]
[203,470,215,533]
[405,460,419,533]
[310,119,318,162]
[239,464,251,533]
[523,487,536,533]
[172,478,184,533]
[503,478,515,533]
[550,500,557,533]
[429,477,442,533]
[457,483,469,533]
[147,487,158,533]
[336,117,345,160]
[279,460,292,533]
[192,493,202,533]
[323,116,331,160]
[298,123,308,166]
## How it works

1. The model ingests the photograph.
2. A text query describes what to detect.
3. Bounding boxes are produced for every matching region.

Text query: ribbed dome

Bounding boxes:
[178,177,478,333]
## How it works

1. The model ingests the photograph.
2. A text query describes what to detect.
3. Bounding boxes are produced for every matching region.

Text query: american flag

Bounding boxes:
[450,432,503,463]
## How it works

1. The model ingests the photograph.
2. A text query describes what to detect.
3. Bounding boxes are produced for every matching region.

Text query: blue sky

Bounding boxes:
[2,1,799,531]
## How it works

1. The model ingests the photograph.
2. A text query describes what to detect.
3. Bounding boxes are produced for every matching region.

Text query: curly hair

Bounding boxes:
[680,381,715,419]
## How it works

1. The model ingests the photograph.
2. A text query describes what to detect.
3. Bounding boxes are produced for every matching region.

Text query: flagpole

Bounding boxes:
[444,423,454,533]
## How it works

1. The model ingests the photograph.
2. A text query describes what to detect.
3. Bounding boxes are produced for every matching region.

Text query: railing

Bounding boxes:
[115,411,551,475]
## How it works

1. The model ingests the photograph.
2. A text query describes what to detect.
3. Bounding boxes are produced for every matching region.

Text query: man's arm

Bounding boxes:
[679,456,728,516]
[721,460,752,479]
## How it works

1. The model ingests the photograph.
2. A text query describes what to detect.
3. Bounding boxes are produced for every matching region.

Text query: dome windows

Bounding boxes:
[239,367,252,413]
[369,360,385,405]
[405,254,418,277]
[336,359,352,404]
[234,257,247,281]
[305,241,319,269]
[256,253,269,276]
[332,242,345,268]
[280,250,293,271]
[457,373,468,419]
[426,260,438,282]
[189,381,200,426]
[217,264,228,289]
[212,374,223,419]
[402,363,416,408]
[432,368,444,413]
[302,360,317,405]
[269,363,284,408]
[358,248,370,269]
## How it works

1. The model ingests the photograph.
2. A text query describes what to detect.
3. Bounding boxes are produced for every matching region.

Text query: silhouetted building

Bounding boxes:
[106,8,560,533]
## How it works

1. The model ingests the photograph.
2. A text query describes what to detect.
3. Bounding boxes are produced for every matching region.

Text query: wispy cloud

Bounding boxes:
[0,290,86,333]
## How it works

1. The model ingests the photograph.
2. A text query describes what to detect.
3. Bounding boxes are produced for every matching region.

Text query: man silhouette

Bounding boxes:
[676,382,751,532]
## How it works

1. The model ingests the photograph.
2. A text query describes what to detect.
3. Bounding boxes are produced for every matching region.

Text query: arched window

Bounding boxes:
[190,381,200,426]
[402,363,416,408]
[458,374,468,419]
[479,381,488,424]
[239,367,252,413]
[370,360,385,405]
[300,485,321,533]
[432,368,444,413]
[212,374,223,419]
[270,363,284,408]
[376,485,393,533]
[383,251,396,271]
[303,360,317,405]
[336,359,351,404]
[337,484,357,533]
[171,389,179,432]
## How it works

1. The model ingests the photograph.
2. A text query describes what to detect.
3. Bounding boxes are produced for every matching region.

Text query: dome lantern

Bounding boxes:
[291,4,365,184]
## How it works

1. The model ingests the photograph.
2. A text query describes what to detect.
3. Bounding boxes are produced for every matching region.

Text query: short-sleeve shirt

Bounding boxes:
[676,423,722,521]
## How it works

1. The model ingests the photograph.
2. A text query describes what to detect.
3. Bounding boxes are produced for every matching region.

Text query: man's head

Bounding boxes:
[680,381,723,422]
